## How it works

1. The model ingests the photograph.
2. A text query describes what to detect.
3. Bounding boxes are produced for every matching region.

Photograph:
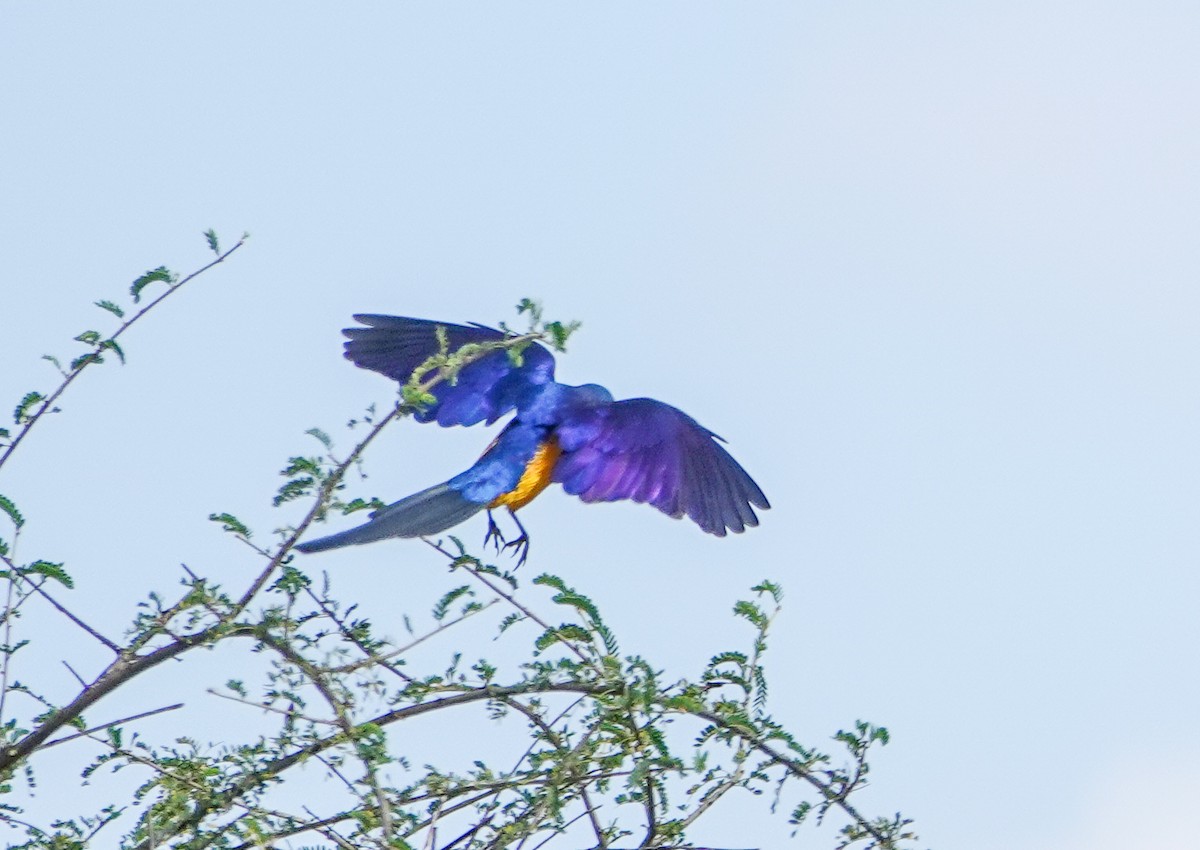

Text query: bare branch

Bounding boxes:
[42,702,184,749]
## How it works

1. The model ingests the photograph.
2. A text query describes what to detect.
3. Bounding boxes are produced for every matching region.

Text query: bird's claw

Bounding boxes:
[482,511,529,567]
[500,535,530,568]
[484,512,505,553]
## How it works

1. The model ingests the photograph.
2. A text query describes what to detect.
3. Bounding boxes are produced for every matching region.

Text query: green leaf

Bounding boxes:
[305,427,332,450]
[273,477,314,506]
[74,330,101,345]
[339,497,381,515]
[753,666,769,711]
[515,298,542,322]
[432,586,472,621]
[70,353,102,371]
[544,320,582,352]
[14,391,44,424]
[99,339,126,365]
[707,651,748,669]
[0,494,24,529]
[130,266,174,303]
[505,343,527,368]
[595,622,619,655]
[733,599,767,628]
[271,564,310,597]
[532,573,567,592]
[790,801,812,825]
[661,693,705,713]
[400,385,437,409]
[751,579,784,603]
[208,512,251,538]
[24,560,73,589]
[95,299,125,318]
[534,624,592,651]
[204,229,220,255]
[42,354,63,372]
[550,588,602,624]
[281,456,322,477]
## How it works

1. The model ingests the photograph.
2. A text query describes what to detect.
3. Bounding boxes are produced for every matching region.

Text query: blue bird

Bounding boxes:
[296,316,768,561]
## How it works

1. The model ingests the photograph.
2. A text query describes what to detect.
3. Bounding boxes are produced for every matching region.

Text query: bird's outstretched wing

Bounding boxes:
[552,398,770,536]
[343,315,557,427]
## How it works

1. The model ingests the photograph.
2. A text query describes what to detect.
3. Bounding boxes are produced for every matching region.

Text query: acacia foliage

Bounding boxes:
[0,233,918,850]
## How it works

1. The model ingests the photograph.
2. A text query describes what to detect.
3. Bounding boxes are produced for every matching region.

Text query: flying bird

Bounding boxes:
[296,315,768,561]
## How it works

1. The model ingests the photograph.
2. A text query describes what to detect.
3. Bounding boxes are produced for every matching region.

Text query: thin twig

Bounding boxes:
[325,597,498,674]
[526,808,595,850]
[0,236,248,472]
[25,578,120,652]
[42,702,184,749]
[61,660,88,688]
[131,680,620,850]
[0,543,19,727]
[686,708,892,847]
[302,581,414,683]
[423,540,594,667]
[205,687,338,726]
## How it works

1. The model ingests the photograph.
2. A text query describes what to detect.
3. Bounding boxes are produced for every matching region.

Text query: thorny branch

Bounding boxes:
[0,262,914,849]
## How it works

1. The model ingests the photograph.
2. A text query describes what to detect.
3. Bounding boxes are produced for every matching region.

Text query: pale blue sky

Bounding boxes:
[3,4,1199,848]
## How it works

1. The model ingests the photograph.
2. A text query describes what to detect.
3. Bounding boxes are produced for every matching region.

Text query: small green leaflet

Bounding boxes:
[24,560,74,589]
[544,320,581,352]
[271,564,311,597]
[432,585,473,622]
[305,427,332,450]
[95,299,125,318]
[130,266,174,303]
[208,512,251,538]
[100,339,126,365]
[14,391,44,424]
[273,477,314,506]
[0,494,24,529]
[204,229,220,255]
[534,623,591,651]
[70,353,102,371]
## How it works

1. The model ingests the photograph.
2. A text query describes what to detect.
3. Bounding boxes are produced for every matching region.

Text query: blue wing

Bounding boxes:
[343,315,557,427]
[552,398,769,536]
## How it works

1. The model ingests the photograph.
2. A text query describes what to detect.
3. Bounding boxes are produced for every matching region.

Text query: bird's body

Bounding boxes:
[489,437,561,512]
[296,315,768,558]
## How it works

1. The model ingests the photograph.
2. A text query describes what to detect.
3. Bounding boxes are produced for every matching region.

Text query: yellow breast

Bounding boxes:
[489,438,562,512]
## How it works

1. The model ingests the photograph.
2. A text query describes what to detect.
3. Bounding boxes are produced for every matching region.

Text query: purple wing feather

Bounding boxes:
[553,398,769,536]
[342,315,556,427]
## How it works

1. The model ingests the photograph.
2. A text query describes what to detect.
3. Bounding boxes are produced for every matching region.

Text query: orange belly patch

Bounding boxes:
[489,438,562,512]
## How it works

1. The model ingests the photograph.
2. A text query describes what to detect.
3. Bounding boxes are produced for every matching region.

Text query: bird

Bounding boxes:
[295,315,769,562]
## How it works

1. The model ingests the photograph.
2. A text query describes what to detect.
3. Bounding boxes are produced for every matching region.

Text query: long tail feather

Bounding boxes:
[296,483,484,553]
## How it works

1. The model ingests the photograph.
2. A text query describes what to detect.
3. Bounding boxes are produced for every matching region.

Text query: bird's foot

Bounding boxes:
[484,511,506,553]
[500,534,530,569]
[482,509,530,568]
